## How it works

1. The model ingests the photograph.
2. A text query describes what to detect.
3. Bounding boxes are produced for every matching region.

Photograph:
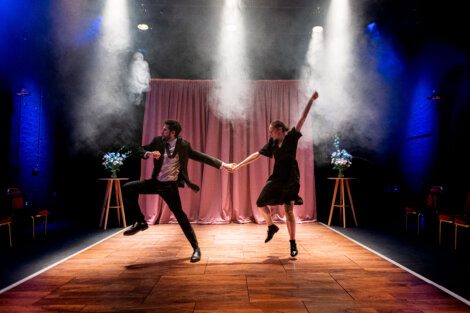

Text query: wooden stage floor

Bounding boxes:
[0,223,468,312]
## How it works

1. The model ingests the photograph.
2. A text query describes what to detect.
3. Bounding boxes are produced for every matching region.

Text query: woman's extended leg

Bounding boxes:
[284,202,298,257]
[284,202,296,240]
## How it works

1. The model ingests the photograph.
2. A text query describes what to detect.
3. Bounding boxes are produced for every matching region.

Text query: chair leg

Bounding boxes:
[405,213,420,234]
[455,224,469,250]
[8,223,12,247]
[417,213,421,235]
[405,213,408,232]
[439,220,442,245]
[439,220,454,247]
[454,224,458,250]
[32,215,48,239]
[31,216,35,240]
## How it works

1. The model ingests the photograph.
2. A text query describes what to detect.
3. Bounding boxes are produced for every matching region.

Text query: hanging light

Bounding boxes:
[137,23,149,30]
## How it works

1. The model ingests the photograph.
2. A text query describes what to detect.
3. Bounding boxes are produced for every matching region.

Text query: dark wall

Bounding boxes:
[0,1,56,208]
[437,65,470,208]
[0,77,13,192]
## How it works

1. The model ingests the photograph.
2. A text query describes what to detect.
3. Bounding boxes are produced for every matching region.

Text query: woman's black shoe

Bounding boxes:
[190,248,201,263]
[265,224,279,243]
[290,240,298,257]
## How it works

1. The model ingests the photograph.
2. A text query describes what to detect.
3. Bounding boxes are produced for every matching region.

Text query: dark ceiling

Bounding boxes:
[8,0,465,82]
[123,0,468,80]
[128,0,329,79]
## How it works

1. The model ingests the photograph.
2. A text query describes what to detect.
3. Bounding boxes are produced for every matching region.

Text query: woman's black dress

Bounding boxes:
[256,127,303,207]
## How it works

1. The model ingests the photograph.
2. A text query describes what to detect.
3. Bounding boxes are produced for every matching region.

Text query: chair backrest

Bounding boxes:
[463,192,470,216]
[6,187,25,210]
[425,185,443,211]
[6,188,21,195]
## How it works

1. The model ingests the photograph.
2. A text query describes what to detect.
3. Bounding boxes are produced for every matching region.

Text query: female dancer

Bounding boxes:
[231,91,319,257]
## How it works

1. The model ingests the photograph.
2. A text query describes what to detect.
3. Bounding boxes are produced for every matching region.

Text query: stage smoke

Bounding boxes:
[128,52,151,105]
[57,0,140,153]
[211,0,251,121]
[298,0,391,163]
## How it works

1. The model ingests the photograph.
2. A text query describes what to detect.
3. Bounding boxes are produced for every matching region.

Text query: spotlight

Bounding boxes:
[225,23,237,32]
[312,26,323,33]
[137,23,149,30]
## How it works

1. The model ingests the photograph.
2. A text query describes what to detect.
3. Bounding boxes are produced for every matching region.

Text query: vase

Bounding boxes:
[110,169,118,178]
[337,168,344,178]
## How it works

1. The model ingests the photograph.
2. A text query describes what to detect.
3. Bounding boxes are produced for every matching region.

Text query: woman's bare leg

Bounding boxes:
[285,202,298,256]
[284,202,296,240]
[258,206,273,225]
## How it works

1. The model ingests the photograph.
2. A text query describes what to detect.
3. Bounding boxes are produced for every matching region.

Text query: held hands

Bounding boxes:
[221,162,238,173]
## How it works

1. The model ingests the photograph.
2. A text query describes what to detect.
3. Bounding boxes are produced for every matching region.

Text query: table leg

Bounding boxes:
[114,180,121,226]
[328,179,340,225]
[117,181,127,227]
[340,180,346,228]
[100,180,112,228]
[103,181,112,230]
[345,180,358,226]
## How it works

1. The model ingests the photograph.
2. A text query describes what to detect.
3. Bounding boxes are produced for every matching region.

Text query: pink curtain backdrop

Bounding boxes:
[139,79,316,225]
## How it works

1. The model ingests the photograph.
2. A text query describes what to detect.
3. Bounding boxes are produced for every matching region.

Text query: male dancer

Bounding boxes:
[123,119,232,262]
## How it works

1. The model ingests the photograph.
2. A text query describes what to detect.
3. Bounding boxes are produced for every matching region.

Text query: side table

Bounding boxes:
[99,178,128,230]
[327,177,358,228]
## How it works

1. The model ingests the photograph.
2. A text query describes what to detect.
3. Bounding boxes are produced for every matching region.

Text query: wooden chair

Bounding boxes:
[7,188,48,240]
[31,209,48,239]
[451,193,470,250]
[405,186,443,234]
[0,216,12,247]
[0,193,13,247]
[438,211,455,245]
[438,192,470,248]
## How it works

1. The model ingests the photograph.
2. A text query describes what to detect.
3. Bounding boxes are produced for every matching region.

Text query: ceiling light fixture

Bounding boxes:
[137,23,149,30]
[312,26,323,33]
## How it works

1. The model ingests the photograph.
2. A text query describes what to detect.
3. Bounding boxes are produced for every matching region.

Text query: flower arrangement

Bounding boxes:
[330,135,352,177]
[102,149,131,178]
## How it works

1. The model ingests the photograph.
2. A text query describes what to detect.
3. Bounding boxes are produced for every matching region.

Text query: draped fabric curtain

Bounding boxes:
[139,79,316,224]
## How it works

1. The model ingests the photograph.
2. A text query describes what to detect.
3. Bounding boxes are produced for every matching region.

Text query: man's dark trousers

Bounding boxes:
[123,179,199,249]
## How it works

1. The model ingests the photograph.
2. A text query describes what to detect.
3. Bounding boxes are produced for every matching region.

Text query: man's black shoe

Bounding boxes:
[123,221,148,236]
[190,248,201,263]
[265,224,279,243]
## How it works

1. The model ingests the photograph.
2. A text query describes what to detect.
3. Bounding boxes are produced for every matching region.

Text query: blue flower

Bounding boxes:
[330,135,352,170]
[102,150,131,173]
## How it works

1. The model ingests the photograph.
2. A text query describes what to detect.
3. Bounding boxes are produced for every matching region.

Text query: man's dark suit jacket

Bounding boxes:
[136,136,222,192]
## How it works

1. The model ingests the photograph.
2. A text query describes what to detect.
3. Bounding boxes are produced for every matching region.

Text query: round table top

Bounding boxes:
[98,178,130,181]
[328,177,356,180]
